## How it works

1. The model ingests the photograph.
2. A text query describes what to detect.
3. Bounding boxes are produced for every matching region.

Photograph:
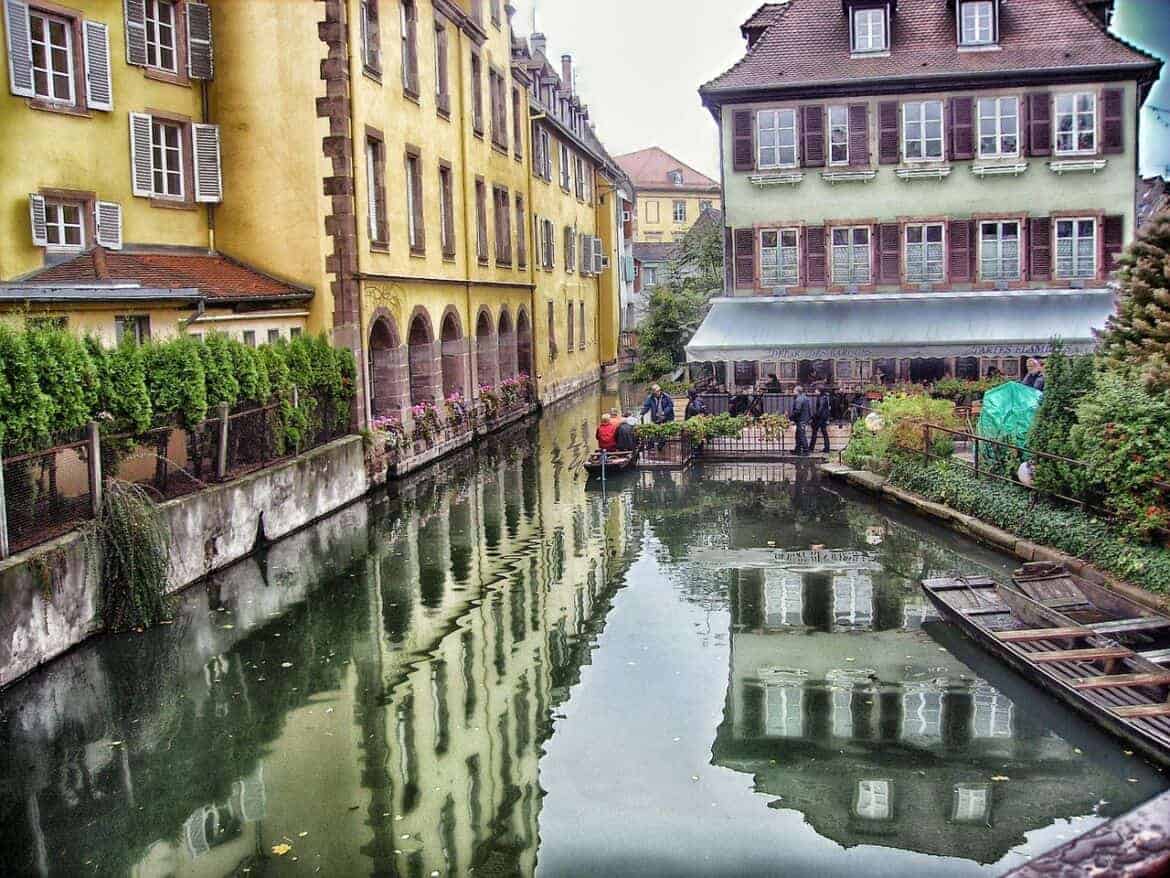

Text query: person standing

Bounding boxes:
[1023,358,1046,392]
[684,389,706,420]
[641,384,676,424]
[791,385,812,455]
[809,387,832,454]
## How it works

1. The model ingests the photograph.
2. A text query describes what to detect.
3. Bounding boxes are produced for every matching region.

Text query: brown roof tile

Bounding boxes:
[614,147,720,191]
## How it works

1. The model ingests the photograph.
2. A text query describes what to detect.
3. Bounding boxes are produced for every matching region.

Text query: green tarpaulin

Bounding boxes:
[977,381,1043,449]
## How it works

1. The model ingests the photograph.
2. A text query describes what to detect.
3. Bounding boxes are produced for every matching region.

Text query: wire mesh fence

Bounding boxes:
[1,434,95,554]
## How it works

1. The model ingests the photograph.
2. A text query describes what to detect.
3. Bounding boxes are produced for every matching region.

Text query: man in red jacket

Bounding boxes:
[595,414,618,451]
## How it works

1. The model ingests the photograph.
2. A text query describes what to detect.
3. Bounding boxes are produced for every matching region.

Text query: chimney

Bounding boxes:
[530,33,546,56]
[561,54,573,95]
[91,245,109,280]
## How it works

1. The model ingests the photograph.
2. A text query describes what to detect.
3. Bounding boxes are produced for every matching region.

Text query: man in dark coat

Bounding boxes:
[641,384,675,424]
[809,387,832,454]
[615,414,638,452]
[791,385,812,455]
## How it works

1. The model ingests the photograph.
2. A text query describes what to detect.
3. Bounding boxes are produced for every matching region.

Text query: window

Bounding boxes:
[829,105,849,165]
[115,315,151,344]
[977,97,1018,158]
[400,0,418,95]
[567,300,574,350]
[579,302,586,350]
[268,329,281,344]
[979,221,1020,281]
[1056,219,1096,279]
[668,170,683,185]
[144,0,177,72]
[470,52,483,135]
[152,120,184,198]
[489,67,507,149]
[757,109,798,168]
[700,200,713,212]
[439,163,455,257]
[290,327,302,339]
[434,23,449,111]
[43,200,85,250]
[365,136,387,246]
[540,218,556,270]
[406,150,424,253]
[905,224,945,284]
[761,229,799,286]
[564,226,575,272]
[1055,92,1097,155]
[512,87,523,157]
[547,301,556,358]
[575,156,586,200]
[852,7,887,53]
[360,0,381,73]
[536,127,552,179]
[475,179,488,263]
[515,196,527,267]
[643,266,658,286]
[673,201,687,224]
[831,226,871,284]
[559,143,571,190]
[959,1,995,46]
[29,10,74,103]
[646,200,660,223]
[493,186,511,265]
[903,101,944,161]
[242,330,256,348]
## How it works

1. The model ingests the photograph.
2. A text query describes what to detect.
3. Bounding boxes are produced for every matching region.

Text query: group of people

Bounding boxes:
[594,409,639,453]
[789,385,833,455]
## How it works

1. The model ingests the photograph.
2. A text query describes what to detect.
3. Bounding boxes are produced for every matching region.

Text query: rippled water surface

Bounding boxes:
[0,383,1165,877]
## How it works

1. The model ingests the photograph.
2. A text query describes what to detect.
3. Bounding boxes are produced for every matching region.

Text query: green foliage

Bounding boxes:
[86,337,152,434]
[931,376,1006,402]
[634,420,684,442]
[143,336,208,426]
[888,458,1170,595]
[842,393,957,470]
[0,323,52,452]
[682,413,747,442]
[228,338,270,404]
[198,332,241,408]
[96,480,171,631]
[1028,344,1100,502]
[25,326,98,435]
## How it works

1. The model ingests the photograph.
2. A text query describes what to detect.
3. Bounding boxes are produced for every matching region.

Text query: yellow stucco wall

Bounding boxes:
[635,190,721,243]
[595,178,621,365]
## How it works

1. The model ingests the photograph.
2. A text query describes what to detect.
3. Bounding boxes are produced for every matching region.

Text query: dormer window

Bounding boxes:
[959,0,997,46]
[668,170,684,186]
[851,6,888,54]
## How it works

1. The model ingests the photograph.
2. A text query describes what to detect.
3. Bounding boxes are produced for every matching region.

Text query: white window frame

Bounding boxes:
[828,105,849,166]
[43,199,85,251]
[1055,217,1097,279]
[757,108,798,169]
[672,200,686,224]
[643,266,657,286]
[831,226,871,285]
[902,100,945,162]
[851,7,888,54]
[365,139,381,242]
[760,228,799,287]
[1055,91,1097,156]
[406,154,421,250]
[978,220,1021,281]
[904,223,946,284]
[538,128,552,179]
[959,0,995,46]
[977,96,1019,158]
[151,119,184,198]
[143,0,178,73]
[29,9,75,105]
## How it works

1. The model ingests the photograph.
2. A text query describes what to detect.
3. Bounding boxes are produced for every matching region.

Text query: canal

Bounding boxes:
[0,384,1165,877]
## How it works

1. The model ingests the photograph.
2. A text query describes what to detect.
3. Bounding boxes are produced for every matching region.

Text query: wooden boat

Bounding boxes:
[583,448,638,476]
[922,573,1170,766]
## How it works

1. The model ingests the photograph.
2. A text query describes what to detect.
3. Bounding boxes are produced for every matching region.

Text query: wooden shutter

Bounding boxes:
[1028,217,1051,280]
[5,0,34,96]
[1018,94,1030,155]
[28,193,47,246]
[1027,92,1051,157]
[878,101,899,164]
[95,201,123,250]
[732,110,755,172]
[949,97,974,161]
[878,223,900,283]
[192,123,223,202]
[724,226,734,291]
[801,105,825,168]
[129,112,154,196]
[1102,215,1125,275]
[187,2,214,79]
[124,0,147,66]
[848,103,869,166]
[82,20,113,110]
[804,227,827,285]
[1102,88,1124,154]
[594,237,604,275]
[948,220,974,283]
[733,228,755,289]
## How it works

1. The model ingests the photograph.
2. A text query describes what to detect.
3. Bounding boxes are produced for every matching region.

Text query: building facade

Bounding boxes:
[691,0,1160,389]
[615,146,720,244]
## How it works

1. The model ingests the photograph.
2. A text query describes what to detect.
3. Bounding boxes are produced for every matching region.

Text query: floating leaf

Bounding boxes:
[271,843,292,856]
[991,775,1010,782]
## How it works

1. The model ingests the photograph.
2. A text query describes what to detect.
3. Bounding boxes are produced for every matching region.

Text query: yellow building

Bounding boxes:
[615,146,721,243]
[0,0,311,343]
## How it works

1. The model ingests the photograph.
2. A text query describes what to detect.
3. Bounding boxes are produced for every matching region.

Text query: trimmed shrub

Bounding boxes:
[85,337,152,434]
[840,393,957,471]
[198,332,241,408]
[25,326,99,436]
[1029,345,1101,502]
[0,323,53,452]
[143,336,209,427]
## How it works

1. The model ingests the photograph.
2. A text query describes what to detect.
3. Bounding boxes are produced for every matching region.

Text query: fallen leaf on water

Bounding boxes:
[1129,778,1140,783]
[271,844,292,856]
[298,832,309,838]
[991,775,1010,782]
[691,775,700,782]
[281,662,293,668]
[221,625,235,630]
[109,740,124,746]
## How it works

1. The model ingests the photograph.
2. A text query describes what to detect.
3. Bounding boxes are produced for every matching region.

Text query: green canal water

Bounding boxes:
[0,384,1165,877]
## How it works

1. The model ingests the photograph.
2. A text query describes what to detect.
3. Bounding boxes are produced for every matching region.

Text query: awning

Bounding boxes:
[686,289,1115,362]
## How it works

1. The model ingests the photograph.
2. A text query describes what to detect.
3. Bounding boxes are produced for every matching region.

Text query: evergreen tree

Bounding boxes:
[1099,211,1170,395]
[1028,343,1101,502]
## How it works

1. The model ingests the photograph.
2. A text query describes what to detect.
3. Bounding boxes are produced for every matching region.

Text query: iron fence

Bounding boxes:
[638,434,694,468]
[701,424,789,459]
[1,430,96,555]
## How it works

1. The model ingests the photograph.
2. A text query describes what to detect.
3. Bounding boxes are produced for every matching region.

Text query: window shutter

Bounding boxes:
[4,0,34,97]
[187,2,214,80]
[848,103,869,166]
[878,101,899,164]
[948,220,974,283]
[801,106,824,168]
[129,112,154,196]
[1102,88,1124,155]
[732,110,755,172]
[1102,215,1124,275]
[733,228,755,289]
[1018,94,1030,155]
[724,226,734,291]
[949,96,974,161]
[1027,92,1051,157]
[124,0,147,66]
[804,226,827,285]
[878,223,900,283]
[192,123,223,203]
[1028,217,1051,280]
[593,237,604,275]
[95,201,123,250]
[82,20,114,110]
[28,193,47,246]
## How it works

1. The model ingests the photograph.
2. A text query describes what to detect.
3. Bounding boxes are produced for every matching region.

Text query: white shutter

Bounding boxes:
[83,20,113,110]
[95,201,123,250]
[4,0,34,97]
[129,112,153,196]
[192,123,222,202]
[186,2,213,79]
[578,234,587,276]
[593,237,604,274]
[28,193,47,245]
[123,0,147,66]
[533,214,542,268]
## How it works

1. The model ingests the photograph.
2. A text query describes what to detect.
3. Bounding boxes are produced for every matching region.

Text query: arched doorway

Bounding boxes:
[516,307,533,378]
[367,314,407,418]
[408,310,437,405]
[475,308,498,390]
[439,309,465,400]
[498,307,517,380]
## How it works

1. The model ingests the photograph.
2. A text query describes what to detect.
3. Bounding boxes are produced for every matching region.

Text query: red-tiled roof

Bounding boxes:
[614,147,720,191]
[26,249,311,301]
[741,3,789,33]
[703,0,1159,97]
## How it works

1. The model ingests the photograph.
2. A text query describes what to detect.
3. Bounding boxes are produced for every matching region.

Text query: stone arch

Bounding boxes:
[439,306,466,400]
[474,306,498,390]
[367,309,408,418]
[497,306,517,380]
[515,306,533,378]
[407,306,439,405]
